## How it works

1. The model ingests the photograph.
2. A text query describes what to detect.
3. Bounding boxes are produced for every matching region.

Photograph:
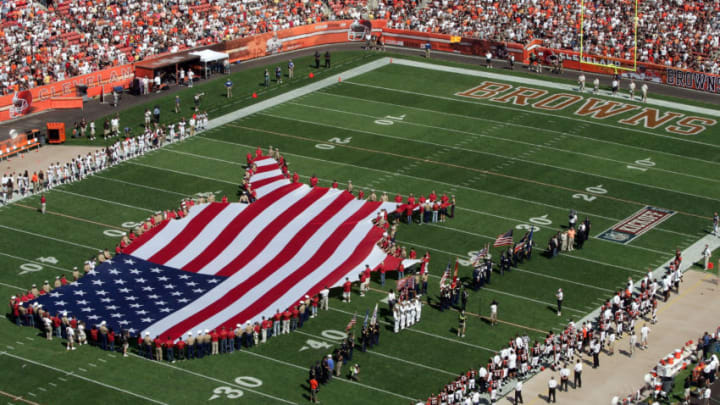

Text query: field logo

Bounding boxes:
[597,206,675,244]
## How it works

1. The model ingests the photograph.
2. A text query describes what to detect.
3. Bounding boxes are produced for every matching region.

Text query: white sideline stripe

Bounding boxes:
[388,59,720,118]
[289,97,718,204]
[329,306,496,353]
[0,351,168,405]
[294,330,460,376]
[53,189,155,213]
[126,162,237,185]
[93,175,189,197]
[160,145,654,271]
[206,58,391,131]
[0,252,73,274]
[394,240,615,293]
[0,225,101,252]
[297,94,720,185]
[193,136,693,238]
[238,349,419,402]
[127,353,297,404]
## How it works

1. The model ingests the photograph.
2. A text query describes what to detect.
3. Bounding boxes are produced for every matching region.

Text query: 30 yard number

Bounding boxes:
[208,376,263,401]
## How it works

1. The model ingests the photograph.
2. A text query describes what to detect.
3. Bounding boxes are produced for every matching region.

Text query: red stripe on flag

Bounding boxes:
[216,200,382,330]
[182,182,305,272]
[122,220,171,255]
[146,203,230,265]
[252,175,288,189]
[215,187,330,277]
[158,191,361,338]
[253,164,277,174]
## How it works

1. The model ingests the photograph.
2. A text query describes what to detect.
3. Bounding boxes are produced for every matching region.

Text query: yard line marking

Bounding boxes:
[280,103,720,187]
[13,204,125,230]
[329,306,496,353]
[294,330,460,376]
[0,351,167,404]
[0,225,100,252]
[0,252,73,274]
[313,91,720,181]
[0,390,40,405]
[52,189,155,213]
[93,175,189,197]
[158,145,651,271]
[238,349,419,402]
[0,281,25,291]
[270,109,720,205]
[126,162,237,185]
[229,123,710,220]
[127,353,296,404]
[393,240,615,292]
[342,79,720,148]
[194,136,693,238]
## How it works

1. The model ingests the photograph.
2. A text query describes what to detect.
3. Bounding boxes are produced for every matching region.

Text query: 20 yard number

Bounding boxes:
[315,137,352,150]
[572,185,608,202]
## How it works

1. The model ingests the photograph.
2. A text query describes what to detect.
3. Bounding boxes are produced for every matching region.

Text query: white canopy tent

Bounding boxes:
[189,50,229,77]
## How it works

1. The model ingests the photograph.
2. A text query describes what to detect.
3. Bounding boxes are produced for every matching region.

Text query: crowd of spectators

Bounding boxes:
[0,0,718,97]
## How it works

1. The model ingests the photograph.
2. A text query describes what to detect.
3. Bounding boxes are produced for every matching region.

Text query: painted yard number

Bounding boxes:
[208,376,263,401]
[374,114,406,126]
[572,185,608,202]
[19,256,59,275]
[315,137,352,150]
[627,158,655,172]
[299,329,347,352]
[516,214,553,233]
[103,221,140,238]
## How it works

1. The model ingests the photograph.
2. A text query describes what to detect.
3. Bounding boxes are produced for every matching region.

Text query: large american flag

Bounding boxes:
[34,157,407,340]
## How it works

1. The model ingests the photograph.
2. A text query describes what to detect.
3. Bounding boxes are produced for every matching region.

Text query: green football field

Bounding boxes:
[0,52,718,404]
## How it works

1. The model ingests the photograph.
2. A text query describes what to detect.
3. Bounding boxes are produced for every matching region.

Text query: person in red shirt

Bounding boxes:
[357,190,364,200]
[40,194,46,214]
[273,310,282,337]
[429,190,437,202]
[219,327,228,354]
[394,194,403,203]
[343,277,352,303]
[246,152,253,166]
[291,305,300,331]
[379,261,386,287]
[52,313,61,338]
[310,175,318,187]
[398,262,405,280]
[210,330,219,355]
[292,172,300,183]
[331,180,338,189]
[255,146,262,158]
[309,377,319,403]
[221,195,228,203]
[154,336,163,361]
[176,336,186,360]
[115,244,122,254]
[165,336,175,362]
[261,317,271,343]
[282,309,292,334]
[359,272,367,297]
[108,329,115,352]
[311,295,319,318]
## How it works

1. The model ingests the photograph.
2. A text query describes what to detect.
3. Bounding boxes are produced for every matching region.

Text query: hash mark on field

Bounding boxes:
[78,368,87,372]
[48,383,56,387]
[5,346,13,350]
[88,363,97,367]
[98,358,107,363]
[57,378,67,382]
[24,337,33,341]
[37,388,46,392]
[15,342,23,345]
[26,393,36,397]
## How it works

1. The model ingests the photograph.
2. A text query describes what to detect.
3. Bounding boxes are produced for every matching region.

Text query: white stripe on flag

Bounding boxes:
[254,157,275,167]
[131,204,211,260]
[252,169,284,181]
[255,179,291,198]
[163,203,248,269]
[197,185,312,274]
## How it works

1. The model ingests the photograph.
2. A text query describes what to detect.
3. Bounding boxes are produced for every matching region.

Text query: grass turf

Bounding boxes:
[0,53,716,404]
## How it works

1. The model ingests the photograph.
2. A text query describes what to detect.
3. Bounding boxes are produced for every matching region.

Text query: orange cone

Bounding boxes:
[252,92,257,99]
[309,72,314,79]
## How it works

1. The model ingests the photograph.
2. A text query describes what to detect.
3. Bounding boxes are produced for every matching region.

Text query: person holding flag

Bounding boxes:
[345,313,357,333]
[458,310,467,338]
[494,229,514,248]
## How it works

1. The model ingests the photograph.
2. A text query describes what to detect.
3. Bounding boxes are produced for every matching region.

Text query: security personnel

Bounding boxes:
[314,51,320,68]
[458,310,467,338]
[548,376,558,402]
[573,359,582,388]
[324,51,330,68]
